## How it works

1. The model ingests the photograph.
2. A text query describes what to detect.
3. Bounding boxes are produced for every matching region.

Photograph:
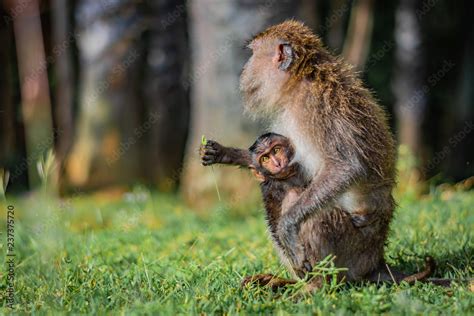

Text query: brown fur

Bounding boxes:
[242,20,396,181]
[237,20,439,290]
[201,20,449,292]
[201,134,437,291]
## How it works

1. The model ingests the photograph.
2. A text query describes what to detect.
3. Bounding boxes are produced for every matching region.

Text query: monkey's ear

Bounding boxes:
[249,166,266,182]
[273,43,294,71]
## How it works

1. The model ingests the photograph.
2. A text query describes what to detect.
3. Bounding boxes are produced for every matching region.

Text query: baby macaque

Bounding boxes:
[201,133,436,290]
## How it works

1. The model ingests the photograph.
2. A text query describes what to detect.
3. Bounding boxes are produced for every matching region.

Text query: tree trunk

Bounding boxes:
[65,0,191,191]
[0,6,28,192]
[393,0,426,174]
[342,0,374,69]
[65,0,145,190]
[420,0,474,181]
[9,0,55,188]
[51,0,77,187]
[141,0,190,191]
[182,0,310,210]
[443,19,474,181]
[326,0,350,52]
[0,8,16,171]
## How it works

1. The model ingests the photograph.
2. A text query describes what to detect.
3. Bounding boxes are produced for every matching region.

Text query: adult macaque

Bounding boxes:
[201,134,437,290]
[238,19,398,280]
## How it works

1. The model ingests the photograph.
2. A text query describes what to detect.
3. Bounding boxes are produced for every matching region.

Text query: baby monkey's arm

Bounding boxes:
[200,140,252,167]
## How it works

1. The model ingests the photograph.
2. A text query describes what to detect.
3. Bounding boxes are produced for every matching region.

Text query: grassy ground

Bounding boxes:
[0,185,473,314]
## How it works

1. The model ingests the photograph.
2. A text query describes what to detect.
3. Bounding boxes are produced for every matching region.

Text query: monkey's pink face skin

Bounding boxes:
[256,142,294,179]
[240,38,291,118]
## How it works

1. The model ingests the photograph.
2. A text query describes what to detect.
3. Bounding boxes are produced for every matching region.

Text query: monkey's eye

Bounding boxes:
[273,146,281,154]
[261,156,269,164]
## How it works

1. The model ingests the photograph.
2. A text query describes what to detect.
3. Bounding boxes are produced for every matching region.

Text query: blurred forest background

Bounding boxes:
[0,0,473,204]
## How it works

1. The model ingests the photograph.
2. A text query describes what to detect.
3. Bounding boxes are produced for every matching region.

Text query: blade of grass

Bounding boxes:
[210,166,222,202]
[202,135,222,202]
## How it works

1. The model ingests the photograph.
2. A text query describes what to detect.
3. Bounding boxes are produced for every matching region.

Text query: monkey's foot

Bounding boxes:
[241,274,296,290]
[295,261,313,279]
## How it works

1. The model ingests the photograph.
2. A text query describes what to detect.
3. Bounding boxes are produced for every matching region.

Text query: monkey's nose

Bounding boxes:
[271,156,280,168]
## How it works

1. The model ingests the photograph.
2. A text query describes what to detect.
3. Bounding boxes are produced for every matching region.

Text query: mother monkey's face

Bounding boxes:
[239,36,293,119]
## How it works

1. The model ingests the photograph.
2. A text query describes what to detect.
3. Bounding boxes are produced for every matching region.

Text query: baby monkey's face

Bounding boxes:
[249,134,295,181]
[258,144,290,176]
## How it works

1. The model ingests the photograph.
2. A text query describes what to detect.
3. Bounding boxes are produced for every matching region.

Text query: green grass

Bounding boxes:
[0,185,473,314]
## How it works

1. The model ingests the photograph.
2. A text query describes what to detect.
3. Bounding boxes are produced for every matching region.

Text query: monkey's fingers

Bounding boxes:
[201,159,214,166]
[202,154,218,165]
[199,144,214,157]
[293,261,312,279]
[203,148,218,155]
[205,140,220,149]
[303,261,313,273]
[295,269,306,279]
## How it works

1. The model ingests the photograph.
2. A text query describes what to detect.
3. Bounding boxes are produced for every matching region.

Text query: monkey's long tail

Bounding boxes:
[374,256,453,287]
[366,256,447,286]
[399,256,436,284]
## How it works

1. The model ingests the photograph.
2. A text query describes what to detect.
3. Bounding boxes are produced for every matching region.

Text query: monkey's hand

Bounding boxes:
[200,140,225,166]
[277,218,311,278]
[278,196,315,277]
[200,140,252,167]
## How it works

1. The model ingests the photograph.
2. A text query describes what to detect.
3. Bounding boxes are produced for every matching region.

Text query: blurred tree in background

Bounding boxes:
[65,0,190,192]
[0,0,472,198]
[2,0,55,190]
